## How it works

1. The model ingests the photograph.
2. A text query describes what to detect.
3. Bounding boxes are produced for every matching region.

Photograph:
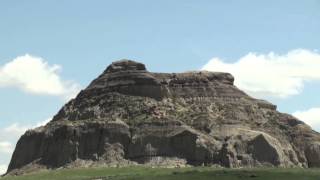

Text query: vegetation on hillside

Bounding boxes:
[2,167,320,180]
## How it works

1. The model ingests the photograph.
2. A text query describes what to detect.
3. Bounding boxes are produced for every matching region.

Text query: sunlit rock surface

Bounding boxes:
[7,60,320,175]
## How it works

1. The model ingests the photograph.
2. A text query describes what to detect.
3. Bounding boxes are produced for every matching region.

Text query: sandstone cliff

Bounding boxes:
[7,60,320,174]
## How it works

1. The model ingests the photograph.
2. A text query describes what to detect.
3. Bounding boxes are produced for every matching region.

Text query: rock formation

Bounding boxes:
[7,60,320,174]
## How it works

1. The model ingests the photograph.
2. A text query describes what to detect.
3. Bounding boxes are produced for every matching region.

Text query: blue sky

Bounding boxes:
[0,0,320,174]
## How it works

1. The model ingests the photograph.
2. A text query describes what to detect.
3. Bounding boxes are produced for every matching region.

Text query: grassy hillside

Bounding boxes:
[1,167,320,180]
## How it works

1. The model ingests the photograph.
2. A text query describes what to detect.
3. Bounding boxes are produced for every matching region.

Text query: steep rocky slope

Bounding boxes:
[7,60,320,174]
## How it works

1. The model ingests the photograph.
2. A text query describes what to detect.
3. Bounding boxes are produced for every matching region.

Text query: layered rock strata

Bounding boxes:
[7,60,320,174]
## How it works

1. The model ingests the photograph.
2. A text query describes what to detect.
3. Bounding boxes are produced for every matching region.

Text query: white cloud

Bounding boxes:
[0,164,7,175]
[0,141,13,154]
[34,118,51,127]
[0,54,80,99]
[293,107,320,132]
[202,49,320,98]
[0,118,52,174]
[3,123,29,138]
[1,118,51,141]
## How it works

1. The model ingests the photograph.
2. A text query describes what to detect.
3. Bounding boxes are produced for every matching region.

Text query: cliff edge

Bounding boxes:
[7,60,320,175]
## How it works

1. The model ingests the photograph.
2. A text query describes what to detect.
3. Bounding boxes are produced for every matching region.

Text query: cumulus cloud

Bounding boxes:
[0,118,52,174]
[0,141,13,154]
[1,118,51,142]
[34,118,51,127]
[0,54,80,99]
[0,164,7,175]
[3,123,29,138]
[202,49,320,98]
[293,107,320,132]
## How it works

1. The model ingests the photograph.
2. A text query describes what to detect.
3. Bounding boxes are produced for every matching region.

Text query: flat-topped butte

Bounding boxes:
[7,60,320,175]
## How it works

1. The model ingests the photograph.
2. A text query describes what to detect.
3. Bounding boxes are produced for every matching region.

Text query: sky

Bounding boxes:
[0,0,320,174]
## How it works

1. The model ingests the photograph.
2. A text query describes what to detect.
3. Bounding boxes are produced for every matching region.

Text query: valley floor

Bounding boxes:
[1,167,320,180]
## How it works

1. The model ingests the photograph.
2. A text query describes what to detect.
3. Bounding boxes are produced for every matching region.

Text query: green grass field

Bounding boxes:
[1,167,320,180]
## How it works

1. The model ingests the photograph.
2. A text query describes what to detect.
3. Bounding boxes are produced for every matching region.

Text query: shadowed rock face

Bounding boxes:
[7,60,320,175]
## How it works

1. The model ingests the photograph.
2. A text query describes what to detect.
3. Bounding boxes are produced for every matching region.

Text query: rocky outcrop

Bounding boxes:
[305,143,320,167]
[7,60,320,175]
[248,134,285,166]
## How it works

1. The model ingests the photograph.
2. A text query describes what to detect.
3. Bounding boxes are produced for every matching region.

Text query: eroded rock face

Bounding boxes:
[248,134,284,166]
[7,60,320,174]
[305,143,320,167]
